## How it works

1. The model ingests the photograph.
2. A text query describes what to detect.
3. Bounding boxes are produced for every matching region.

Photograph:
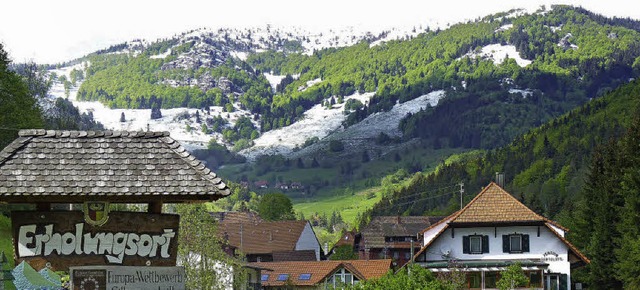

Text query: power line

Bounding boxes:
[376,190,457,211]
[390,184,459,201]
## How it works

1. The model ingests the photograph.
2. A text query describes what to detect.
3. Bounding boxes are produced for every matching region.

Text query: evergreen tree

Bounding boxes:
[296,158,304,169]
[573,137,625,288]
[150,107,162,119]
[614,117,640,288]
[362,150,370,163]
[0,43,44,149]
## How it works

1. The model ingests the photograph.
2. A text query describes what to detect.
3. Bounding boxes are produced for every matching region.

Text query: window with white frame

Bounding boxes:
[510,235,522,252]
[463,235,489,254]
[470,236,482,254]
[327,268,358,288]
[502,234,530,253]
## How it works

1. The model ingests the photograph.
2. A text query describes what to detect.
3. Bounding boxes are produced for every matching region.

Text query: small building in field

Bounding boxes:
[413,183,589,290]
[249,259,391,289]
[219,220,322,262]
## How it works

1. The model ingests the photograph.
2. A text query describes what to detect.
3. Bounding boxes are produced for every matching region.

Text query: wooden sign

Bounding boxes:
[70,266,186,290]
[12,211,179,271]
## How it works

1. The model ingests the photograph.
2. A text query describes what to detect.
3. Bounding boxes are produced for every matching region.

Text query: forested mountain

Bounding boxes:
[69,5,640,158]
[251,5,640,148]
[368,77,639,223]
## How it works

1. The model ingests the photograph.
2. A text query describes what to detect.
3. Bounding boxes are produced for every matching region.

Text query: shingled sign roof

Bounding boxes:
[0,130,230,203]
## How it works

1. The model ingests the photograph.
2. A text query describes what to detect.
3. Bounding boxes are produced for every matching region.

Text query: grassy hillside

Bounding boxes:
[371,78,640,223]
[218,146,466,199]
[293,187,383,227]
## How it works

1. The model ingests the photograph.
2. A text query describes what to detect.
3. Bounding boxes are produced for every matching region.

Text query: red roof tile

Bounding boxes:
[219,220,308,254]
[250,259,391,287]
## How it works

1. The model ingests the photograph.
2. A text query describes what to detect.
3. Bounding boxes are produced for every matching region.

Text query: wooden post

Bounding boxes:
[148,202,163,214]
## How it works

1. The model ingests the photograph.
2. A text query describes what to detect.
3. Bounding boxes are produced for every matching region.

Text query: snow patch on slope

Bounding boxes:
[334,90,445,140]
[150,49,171,59]
[298,78,322,92]
[240,92,375,160]
[509,88,533,98]
[495,24,513,33]
[463,44,532,67]
[47,64,258,150]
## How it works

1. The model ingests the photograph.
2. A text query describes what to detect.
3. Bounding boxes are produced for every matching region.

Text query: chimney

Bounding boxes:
[495,172,505,187]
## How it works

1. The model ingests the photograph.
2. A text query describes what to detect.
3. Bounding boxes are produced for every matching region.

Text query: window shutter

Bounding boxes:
[502,235,509,253]
[463,236,470,254]
[522,234,530,252]
[482,235,489,253]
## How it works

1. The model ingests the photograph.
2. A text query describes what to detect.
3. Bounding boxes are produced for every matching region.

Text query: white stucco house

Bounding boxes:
[413,183,589,290]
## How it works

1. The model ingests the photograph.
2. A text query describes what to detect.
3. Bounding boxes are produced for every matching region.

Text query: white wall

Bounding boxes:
[423,225,571,289]
[295,222,321,260]
[423,217,453,247]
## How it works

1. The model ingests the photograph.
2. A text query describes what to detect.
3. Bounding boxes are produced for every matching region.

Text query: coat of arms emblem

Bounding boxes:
[83,201,110,226]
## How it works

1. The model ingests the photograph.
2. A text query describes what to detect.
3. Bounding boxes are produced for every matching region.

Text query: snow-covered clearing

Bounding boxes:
[46,65,257,150]
[509,88,533,98]
[240,92,374,160]
[263,73,286,92]
[495,24,513,33]
[298,78,322,92]
[463,44,532,67]
[240,90,445,160]
[333,90,445,140]
[230,51,248,61]
[150,49,171,59]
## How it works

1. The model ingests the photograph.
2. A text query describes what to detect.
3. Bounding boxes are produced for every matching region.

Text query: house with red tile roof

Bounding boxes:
[413,183,589,290]
[219,220,322,262]
[249,259,391,289]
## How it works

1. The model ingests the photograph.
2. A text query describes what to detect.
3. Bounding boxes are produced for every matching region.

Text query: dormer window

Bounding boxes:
[463,235,489,254]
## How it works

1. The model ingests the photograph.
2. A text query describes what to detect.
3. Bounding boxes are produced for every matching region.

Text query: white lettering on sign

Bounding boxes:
[17,223,175,264]
[71,266,186,290]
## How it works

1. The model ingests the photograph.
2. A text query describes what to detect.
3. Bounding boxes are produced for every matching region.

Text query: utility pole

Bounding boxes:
[459,182,464,210]
[409,239,414,276]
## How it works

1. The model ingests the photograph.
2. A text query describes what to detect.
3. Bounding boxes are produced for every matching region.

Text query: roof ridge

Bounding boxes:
[0,136,32,167]
[451,182,546,223]
[158,135,229,195]
[18,129,171,138]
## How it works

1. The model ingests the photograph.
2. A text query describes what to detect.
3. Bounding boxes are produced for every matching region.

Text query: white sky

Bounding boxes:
[1,0,639,64]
